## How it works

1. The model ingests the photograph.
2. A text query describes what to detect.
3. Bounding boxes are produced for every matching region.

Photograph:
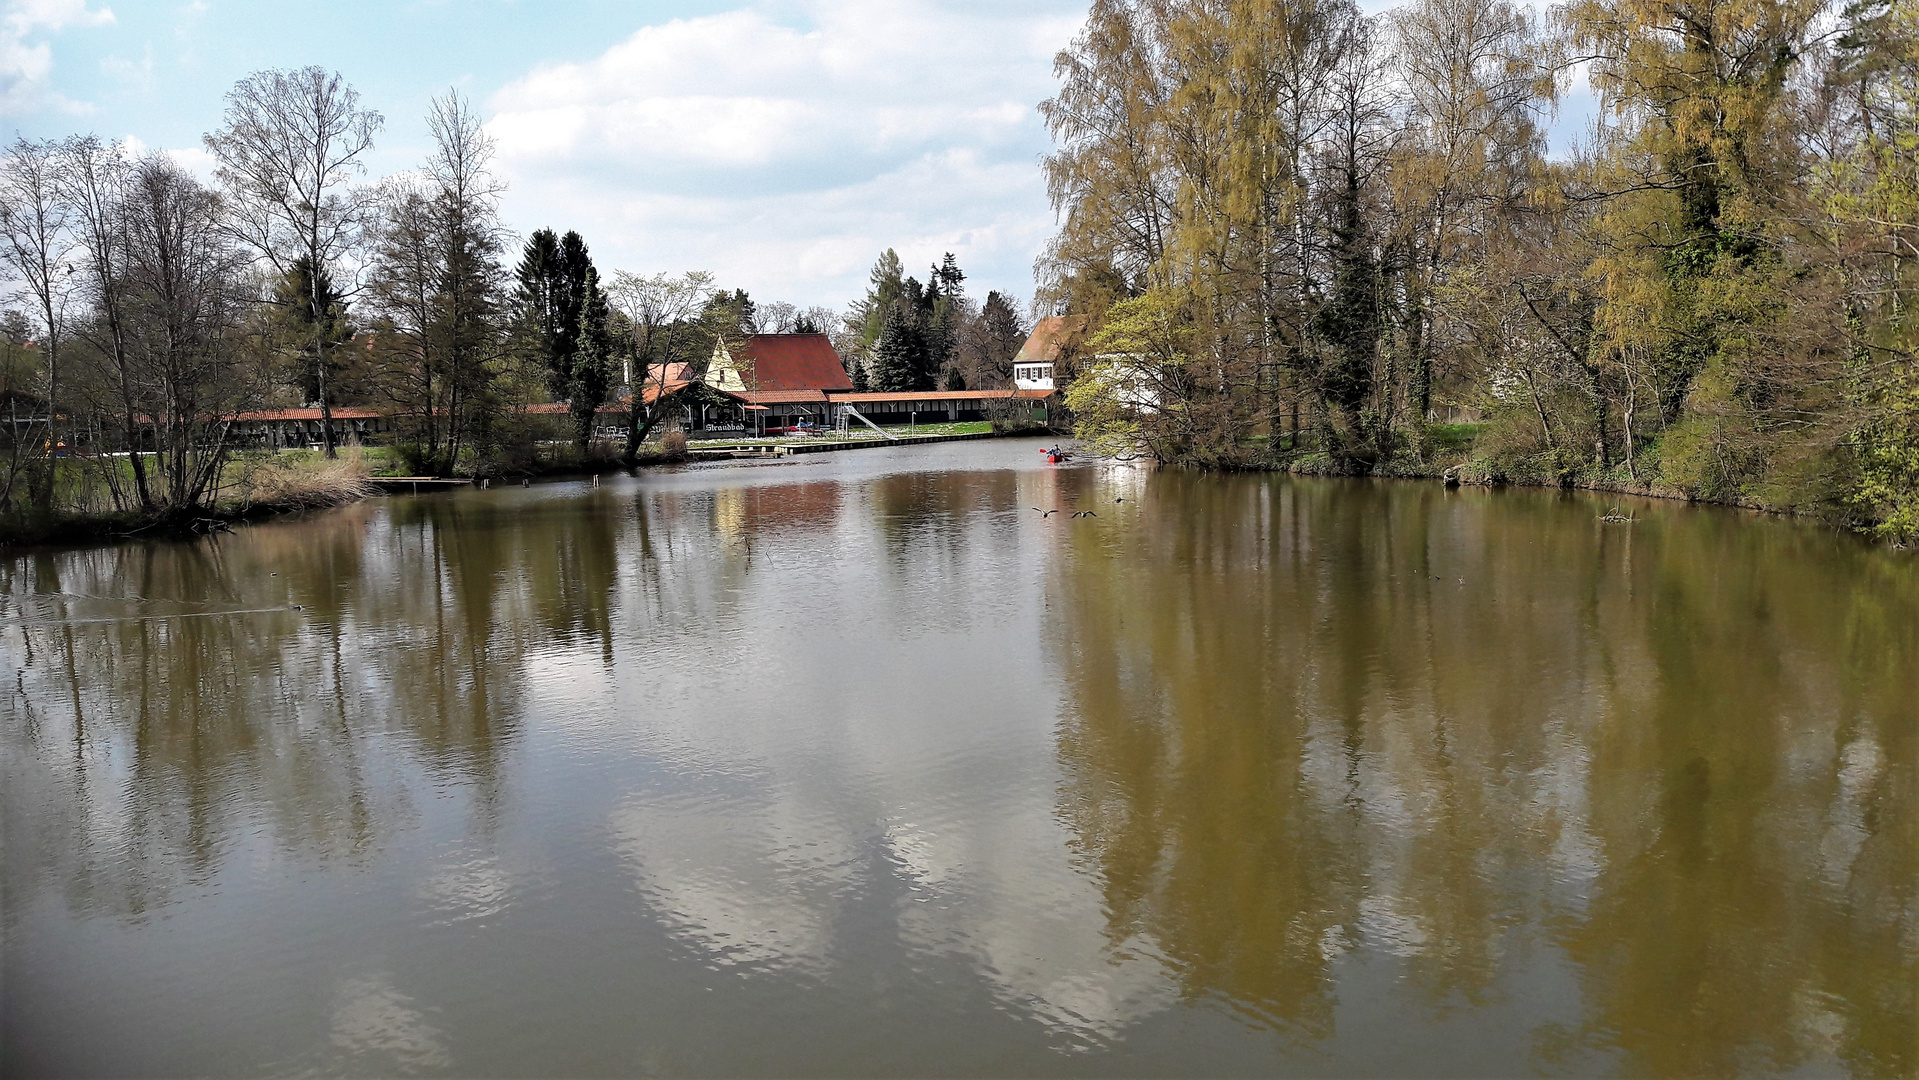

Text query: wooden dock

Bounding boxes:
[686,431,1000,459]
[370,477,475,494]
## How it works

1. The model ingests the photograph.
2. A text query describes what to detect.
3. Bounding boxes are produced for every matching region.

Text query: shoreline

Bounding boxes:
[5,435,1895,553]
[0,428,1056,551]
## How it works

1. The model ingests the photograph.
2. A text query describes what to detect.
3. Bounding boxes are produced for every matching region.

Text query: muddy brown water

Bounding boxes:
[3,439,1913,1077]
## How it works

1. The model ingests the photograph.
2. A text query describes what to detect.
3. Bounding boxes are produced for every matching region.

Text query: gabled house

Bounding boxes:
[1011,315,1085,391]
[705,333,853,432]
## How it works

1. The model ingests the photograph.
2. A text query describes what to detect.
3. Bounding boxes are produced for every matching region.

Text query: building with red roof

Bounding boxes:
[707,333,853,394]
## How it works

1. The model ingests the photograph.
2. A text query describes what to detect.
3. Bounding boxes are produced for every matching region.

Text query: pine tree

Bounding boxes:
[571,266,612,450]
[870,304,920,391]
[275,256,350,407]
[515,228,598,409]
[852,249,904,359]
[514,229,565,394]
[973,290,1027,386]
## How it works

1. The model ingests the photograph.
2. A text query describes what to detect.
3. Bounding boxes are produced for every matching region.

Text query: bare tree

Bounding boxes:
[365,90,508,474]
[205,67,381,458]
[756,300,799,334]
[606,269,715,462]
[56,135,156,510]
[117,157,254,513]
[956,289,1028,388]
[0,137,75,515]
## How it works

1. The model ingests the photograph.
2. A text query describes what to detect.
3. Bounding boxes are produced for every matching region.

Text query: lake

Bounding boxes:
[3,439,1913,1077]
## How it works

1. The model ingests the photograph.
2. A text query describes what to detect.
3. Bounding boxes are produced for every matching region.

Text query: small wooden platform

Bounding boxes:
[370,477,475,494]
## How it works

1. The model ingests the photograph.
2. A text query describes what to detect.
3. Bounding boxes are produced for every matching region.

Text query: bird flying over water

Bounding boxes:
[1033,507,1058,517]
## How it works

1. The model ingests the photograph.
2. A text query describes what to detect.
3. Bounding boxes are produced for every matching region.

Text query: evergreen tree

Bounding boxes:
[515,228,597,407]
[570,266,612,450]
[851,249,904,359]
[704,288,756,335]
[934,252,964,297]
[971,290,1027,386]
[870,304,920,391]
[514,230,565,390]
[1314,170,1382,461]
[923,254,966,391]
[274,255,351,406]
[850,357,870,392]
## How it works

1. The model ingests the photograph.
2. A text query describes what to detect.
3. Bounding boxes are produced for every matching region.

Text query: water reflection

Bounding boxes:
[1048,475,1917,1075]
[2,446,1912,1076]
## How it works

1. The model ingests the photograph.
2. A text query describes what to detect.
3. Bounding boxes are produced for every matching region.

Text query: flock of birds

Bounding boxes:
[1032,496,1125,520]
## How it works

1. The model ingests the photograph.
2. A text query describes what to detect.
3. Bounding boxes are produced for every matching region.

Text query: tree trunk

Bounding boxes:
[315,336,338,459]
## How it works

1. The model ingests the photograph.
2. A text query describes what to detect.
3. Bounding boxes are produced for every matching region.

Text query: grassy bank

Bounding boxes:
[1242,423,1910,545]
[1,449,381,547]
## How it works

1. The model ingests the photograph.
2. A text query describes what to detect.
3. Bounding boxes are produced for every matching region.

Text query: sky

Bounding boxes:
[2,0,1591,313]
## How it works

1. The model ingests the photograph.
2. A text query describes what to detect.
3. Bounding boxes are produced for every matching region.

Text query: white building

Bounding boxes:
[1011,315,1085,391]
[1013,361,1055,390]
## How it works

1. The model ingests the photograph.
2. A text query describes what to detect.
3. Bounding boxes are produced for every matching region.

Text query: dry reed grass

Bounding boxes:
[236,448,378,511]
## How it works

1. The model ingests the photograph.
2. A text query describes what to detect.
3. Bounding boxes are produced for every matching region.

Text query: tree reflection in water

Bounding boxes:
[1047,475,1915,1076]
[2,452,1912,1076]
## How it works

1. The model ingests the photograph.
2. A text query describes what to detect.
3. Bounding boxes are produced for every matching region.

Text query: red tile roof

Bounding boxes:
[1013,315,1086,367]
[735,389,829,404]
[738,333,852,392]
[232,407,385,422]
[826,389,1055,404]
[640,380,698,405]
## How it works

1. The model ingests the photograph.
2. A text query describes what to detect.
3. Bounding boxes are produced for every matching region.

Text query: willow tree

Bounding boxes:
[1562,0,1824,424]
[1042,0,1368,463]
[1387,0,1552,426]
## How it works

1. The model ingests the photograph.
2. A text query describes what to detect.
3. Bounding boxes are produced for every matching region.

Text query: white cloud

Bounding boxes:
[486,0,1085,310]
[97,39,149,91]
[116,133,219,182]
[0,0,114,116]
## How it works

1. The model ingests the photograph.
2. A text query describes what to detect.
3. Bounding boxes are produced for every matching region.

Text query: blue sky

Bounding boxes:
[4,0,1590,312]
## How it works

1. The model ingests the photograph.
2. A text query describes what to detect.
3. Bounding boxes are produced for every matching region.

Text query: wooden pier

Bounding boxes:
[370,477,475,494]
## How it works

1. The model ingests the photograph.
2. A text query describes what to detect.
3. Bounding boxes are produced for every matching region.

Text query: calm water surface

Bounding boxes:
[3,440,1914,1077]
